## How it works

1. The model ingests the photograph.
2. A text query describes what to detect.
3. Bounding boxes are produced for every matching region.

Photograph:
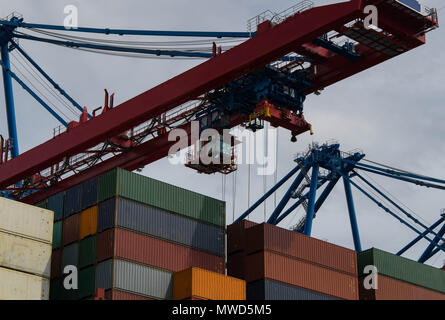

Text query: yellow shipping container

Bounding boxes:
[79,206,98,240]
[173,267,246,300]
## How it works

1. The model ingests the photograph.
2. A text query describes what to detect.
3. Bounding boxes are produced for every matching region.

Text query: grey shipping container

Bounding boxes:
[64,184,82,218]
[96,259,173,299]
[247,279,340,300]
[98,197,225,256]
[48,193,64,221]
[62,242,79,273]
[81,178,98,211]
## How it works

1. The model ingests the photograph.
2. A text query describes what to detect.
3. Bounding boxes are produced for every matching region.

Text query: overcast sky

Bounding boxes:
[0,0,444,268]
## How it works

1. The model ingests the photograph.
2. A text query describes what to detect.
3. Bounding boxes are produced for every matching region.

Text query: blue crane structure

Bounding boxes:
[236,142,445,264]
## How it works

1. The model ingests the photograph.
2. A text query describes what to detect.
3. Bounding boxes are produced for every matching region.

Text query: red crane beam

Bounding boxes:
[0,0,364,189]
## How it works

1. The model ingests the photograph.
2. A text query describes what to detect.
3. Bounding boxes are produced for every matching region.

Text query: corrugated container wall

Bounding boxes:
[358,248,445,294]
[51,249,62,279]
[78,266,96,299]
[359,274,445,300]
[79,206,98,239]
[0,197,53,243]
[97,228,224,273]
[227,220,258,254]
[48,193,64,221]
[62,213,80,246]
[79,236,97,269]
[52,221,62,249]
[98,197,224,256]
[105,289,156,300]
[81,177,98,210]
[173,267,246,300]
[247,279,340,300]
[96,259,173,299]
[246,251,358,300]
[64,184,82,218]
[0,231,52,278]
[98,168,225,227]
[62,242,79,271]
[246,223,357,275]
[0,267,49,300]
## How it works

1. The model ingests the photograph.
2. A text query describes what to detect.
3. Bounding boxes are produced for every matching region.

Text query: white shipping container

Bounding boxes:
[0,267,49,300]
[0,231,52,278]
[0,197,53,243]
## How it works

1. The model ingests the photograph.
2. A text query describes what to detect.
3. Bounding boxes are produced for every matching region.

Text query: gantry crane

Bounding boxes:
[0,0,439,207]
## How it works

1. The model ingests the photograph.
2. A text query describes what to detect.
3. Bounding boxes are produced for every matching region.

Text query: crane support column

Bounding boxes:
[1,43,19,158]
[343,176,362,252]
[303,164,320,236]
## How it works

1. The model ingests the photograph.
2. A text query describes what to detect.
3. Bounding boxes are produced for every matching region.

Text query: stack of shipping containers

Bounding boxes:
[228,221,359,300]
[357,248,445,300]
[0,198,53,300]
[47,168,226,300]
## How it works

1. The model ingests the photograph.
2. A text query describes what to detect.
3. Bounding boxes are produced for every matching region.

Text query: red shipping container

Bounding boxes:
[105,289,156,300]
[62,213,80,246]
[97,228,225,273]
[359,274,445,300]
[227,220,257,255]
[246,223,357,276]
[246,251,358,300]
[51,249,62,279]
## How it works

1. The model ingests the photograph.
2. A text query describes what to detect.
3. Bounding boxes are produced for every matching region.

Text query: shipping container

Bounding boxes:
[247,279,340,300]
[98,168,225,227]
[50,278,61,300]
[246,251,358,300]
[358,248,445,294]
[62,242,79,272]
[227,220,258,255]
[0,197,53,243]
[359,274,445,300]
[95,259,173,299]
[52,221,62,249]
[78,266,96,299]
[104,289,156,300]
[51,249,62,279]
[173,267,246,300]
[79,236,97,269]
[0,266,49,300]
[98,197,225,256]
[48,193,64,221]
[0,230,51,278]
[227,251,246,279]
[64,184,82,218]
[79,206,98,240]
[36,200,47,209]
[81,177,98,210]
[55,276,79,300]
[246,223,357,275]
[96,228,114,263]
[62,213,80,246]
[96,228,224,273]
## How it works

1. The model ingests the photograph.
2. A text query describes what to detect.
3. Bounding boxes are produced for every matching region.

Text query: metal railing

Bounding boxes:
[247,0,314,34]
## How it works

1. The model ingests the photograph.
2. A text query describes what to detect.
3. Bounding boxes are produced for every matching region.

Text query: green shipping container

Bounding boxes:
[52,221,62,250]
[78,266,96,299]
[50,278,61,300]
[79,236,97,269]
[358,248,445,294]
[36,200,47,209]
[98,168,225,227]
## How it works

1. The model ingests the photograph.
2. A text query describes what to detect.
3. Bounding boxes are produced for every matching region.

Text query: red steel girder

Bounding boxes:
[0,0,366,189]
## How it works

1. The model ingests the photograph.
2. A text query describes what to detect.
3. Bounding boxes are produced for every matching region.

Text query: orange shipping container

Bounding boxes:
[79,206,98,240]
[246,251,358,300]
[173,267,246,300]
[359,275,445,300]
